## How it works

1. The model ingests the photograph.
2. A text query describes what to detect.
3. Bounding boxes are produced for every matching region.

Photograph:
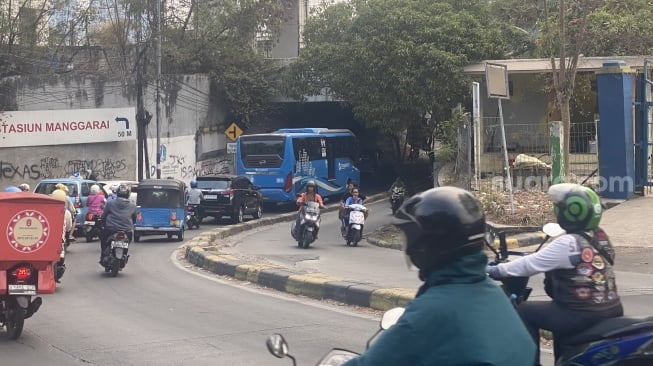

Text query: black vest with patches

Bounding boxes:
[548,229,621,311]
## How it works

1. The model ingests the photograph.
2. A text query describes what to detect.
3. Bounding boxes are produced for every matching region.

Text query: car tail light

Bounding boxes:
[137,212,142,222]
[187,205,193,211]
[284,173,293,193]
[116,232,126,241]
[171,212,177,221]
[86,213,95,221]
[225,189,234,199]
[13,266,32,281]
[74,194,81,208]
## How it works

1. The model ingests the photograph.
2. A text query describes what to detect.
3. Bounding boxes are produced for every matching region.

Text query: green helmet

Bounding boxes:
[548,183,602,232]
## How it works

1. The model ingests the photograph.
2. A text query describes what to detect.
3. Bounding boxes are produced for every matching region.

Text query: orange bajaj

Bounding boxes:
[0,192,64,339]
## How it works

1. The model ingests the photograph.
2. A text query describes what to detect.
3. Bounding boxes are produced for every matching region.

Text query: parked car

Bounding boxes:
[196,175,263,224]
[98,180,139,203]
[33,178,97,234]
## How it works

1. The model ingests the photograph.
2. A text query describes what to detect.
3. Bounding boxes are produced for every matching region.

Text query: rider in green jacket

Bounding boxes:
[343,187,536,366]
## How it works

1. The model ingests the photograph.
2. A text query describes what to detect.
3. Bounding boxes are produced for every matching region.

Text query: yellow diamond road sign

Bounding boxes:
[225,123,243,142]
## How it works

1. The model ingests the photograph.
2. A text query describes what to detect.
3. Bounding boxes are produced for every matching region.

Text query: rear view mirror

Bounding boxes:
[266,334,289,359]
[542,222,565,237]
[380,307,405,330]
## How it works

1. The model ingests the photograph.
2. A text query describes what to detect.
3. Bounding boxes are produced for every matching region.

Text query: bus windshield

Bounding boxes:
[239,136,285,168]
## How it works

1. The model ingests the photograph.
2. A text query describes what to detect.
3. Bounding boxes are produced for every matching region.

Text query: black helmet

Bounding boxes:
[116,184,131,199]
[393,187,486,274]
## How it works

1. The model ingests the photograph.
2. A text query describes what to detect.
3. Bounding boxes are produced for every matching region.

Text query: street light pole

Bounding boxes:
[155,0,162,179]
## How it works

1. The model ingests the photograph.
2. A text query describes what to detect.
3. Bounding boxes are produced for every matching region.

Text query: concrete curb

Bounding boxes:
[182,192,418,311]
[365,228,548,251]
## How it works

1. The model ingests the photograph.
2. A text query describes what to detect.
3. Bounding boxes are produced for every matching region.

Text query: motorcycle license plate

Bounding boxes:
[112,241,129,249]
[84,221,95,225]
[8,284,36,295]
[204,195,217,200]
[350,211,365,224]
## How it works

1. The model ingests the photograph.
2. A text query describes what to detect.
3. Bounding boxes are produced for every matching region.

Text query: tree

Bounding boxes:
[162,0,295,128]
[283,0,507,163]
[537,0,597,177]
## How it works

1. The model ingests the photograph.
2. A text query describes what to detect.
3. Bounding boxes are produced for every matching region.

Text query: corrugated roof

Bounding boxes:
[464,56,653,74]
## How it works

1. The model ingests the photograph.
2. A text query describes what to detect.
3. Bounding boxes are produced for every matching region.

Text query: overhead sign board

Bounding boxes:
[224,122,243,142]
[0,107,136,148]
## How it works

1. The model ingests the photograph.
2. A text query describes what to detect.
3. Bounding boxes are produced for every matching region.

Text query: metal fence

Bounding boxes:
[471,119,598,191]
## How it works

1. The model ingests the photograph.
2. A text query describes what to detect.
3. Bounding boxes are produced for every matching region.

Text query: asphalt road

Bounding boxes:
[0,225,388,366]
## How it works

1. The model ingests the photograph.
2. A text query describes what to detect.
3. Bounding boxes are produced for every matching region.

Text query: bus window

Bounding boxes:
[240,136,285,168]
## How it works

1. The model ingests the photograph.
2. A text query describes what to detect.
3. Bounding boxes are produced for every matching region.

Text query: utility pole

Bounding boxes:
[155,0,162,179]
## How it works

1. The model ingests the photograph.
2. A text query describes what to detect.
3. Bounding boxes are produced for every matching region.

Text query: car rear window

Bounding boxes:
[197,179,230,190]
[34,182,77,196]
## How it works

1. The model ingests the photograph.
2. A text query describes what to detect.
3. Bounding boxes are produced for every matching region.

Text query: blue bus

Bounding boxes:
[235,128,360,203]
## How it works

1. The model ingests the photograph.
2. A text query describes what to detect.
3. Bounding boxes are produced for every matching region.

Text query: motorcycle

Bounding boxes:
[389,187,405,215]
[266,307,405,365]
[83,212,104,242]
[486,224,653,365]
[101,231,131,277]
[186,204,201,229]
[343,203,368,247]
[291,201,321,249]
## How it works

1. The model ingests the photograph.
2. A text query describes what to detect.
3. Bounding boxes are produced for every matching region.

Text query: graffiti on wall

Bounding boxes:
[0,157,128,182]
[195,157,232,176]
[159,154,197,179]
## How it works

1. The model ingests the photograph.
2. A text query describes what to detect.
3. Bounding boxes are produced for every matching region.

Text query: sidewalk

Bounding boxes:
[181,194,653,312]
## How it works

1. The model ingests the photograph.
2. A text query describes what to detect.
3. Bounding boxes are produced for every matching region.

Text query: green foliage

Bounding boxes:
[283,0,507,136]
[162,0,294,128]
[583,0,653,56]
[433,107,464,163]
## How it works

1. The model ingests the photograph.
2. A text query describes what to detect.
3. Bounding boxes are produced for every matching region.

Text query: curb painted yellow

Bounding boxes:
[235,264,278,282]
[370,288,417,311]
[286,274,343,299]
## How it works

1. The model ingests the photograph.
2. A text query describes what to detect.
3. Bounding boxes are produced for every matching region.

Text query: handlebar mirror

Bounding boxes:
[266,334,289,359]
[380,307,405,330]
[542,222,565,237]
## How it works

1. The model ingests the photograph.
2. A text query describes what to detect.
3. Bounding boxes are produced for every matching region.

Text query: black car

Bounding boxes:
[196,175,263,223]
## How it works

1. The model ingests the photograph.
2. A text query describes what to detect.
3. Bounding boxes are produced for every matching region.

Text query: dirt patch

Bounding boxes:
[368,188,556,246]
[475,189,556,227]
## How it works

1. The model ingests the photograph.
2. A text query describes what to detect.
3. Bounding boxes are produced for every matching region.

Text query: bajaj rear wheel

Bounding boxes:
[6,307,25,340]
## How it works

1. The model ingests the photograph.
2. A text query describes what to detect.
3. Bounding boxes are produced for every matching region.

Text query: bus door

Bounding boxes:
[324,138,335,181]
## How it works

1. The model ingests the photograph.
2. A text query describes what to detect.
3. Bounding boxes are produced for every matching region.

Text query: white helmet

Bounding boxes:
[90,185,100,194]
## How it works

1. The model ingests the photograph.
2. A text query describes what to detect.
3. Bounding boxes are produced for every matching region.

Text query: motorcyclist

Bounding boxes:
[187,180,204,205]
[389,177,406,194]
[86,184,105,216]
[293,180,325,238]
[99,184,138,265]
[50,189,71,282]
[341,188,365,236]
[54,183,77,241]
[486,183,623,365]
[107,184,119,200]
[343,187,536,366]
